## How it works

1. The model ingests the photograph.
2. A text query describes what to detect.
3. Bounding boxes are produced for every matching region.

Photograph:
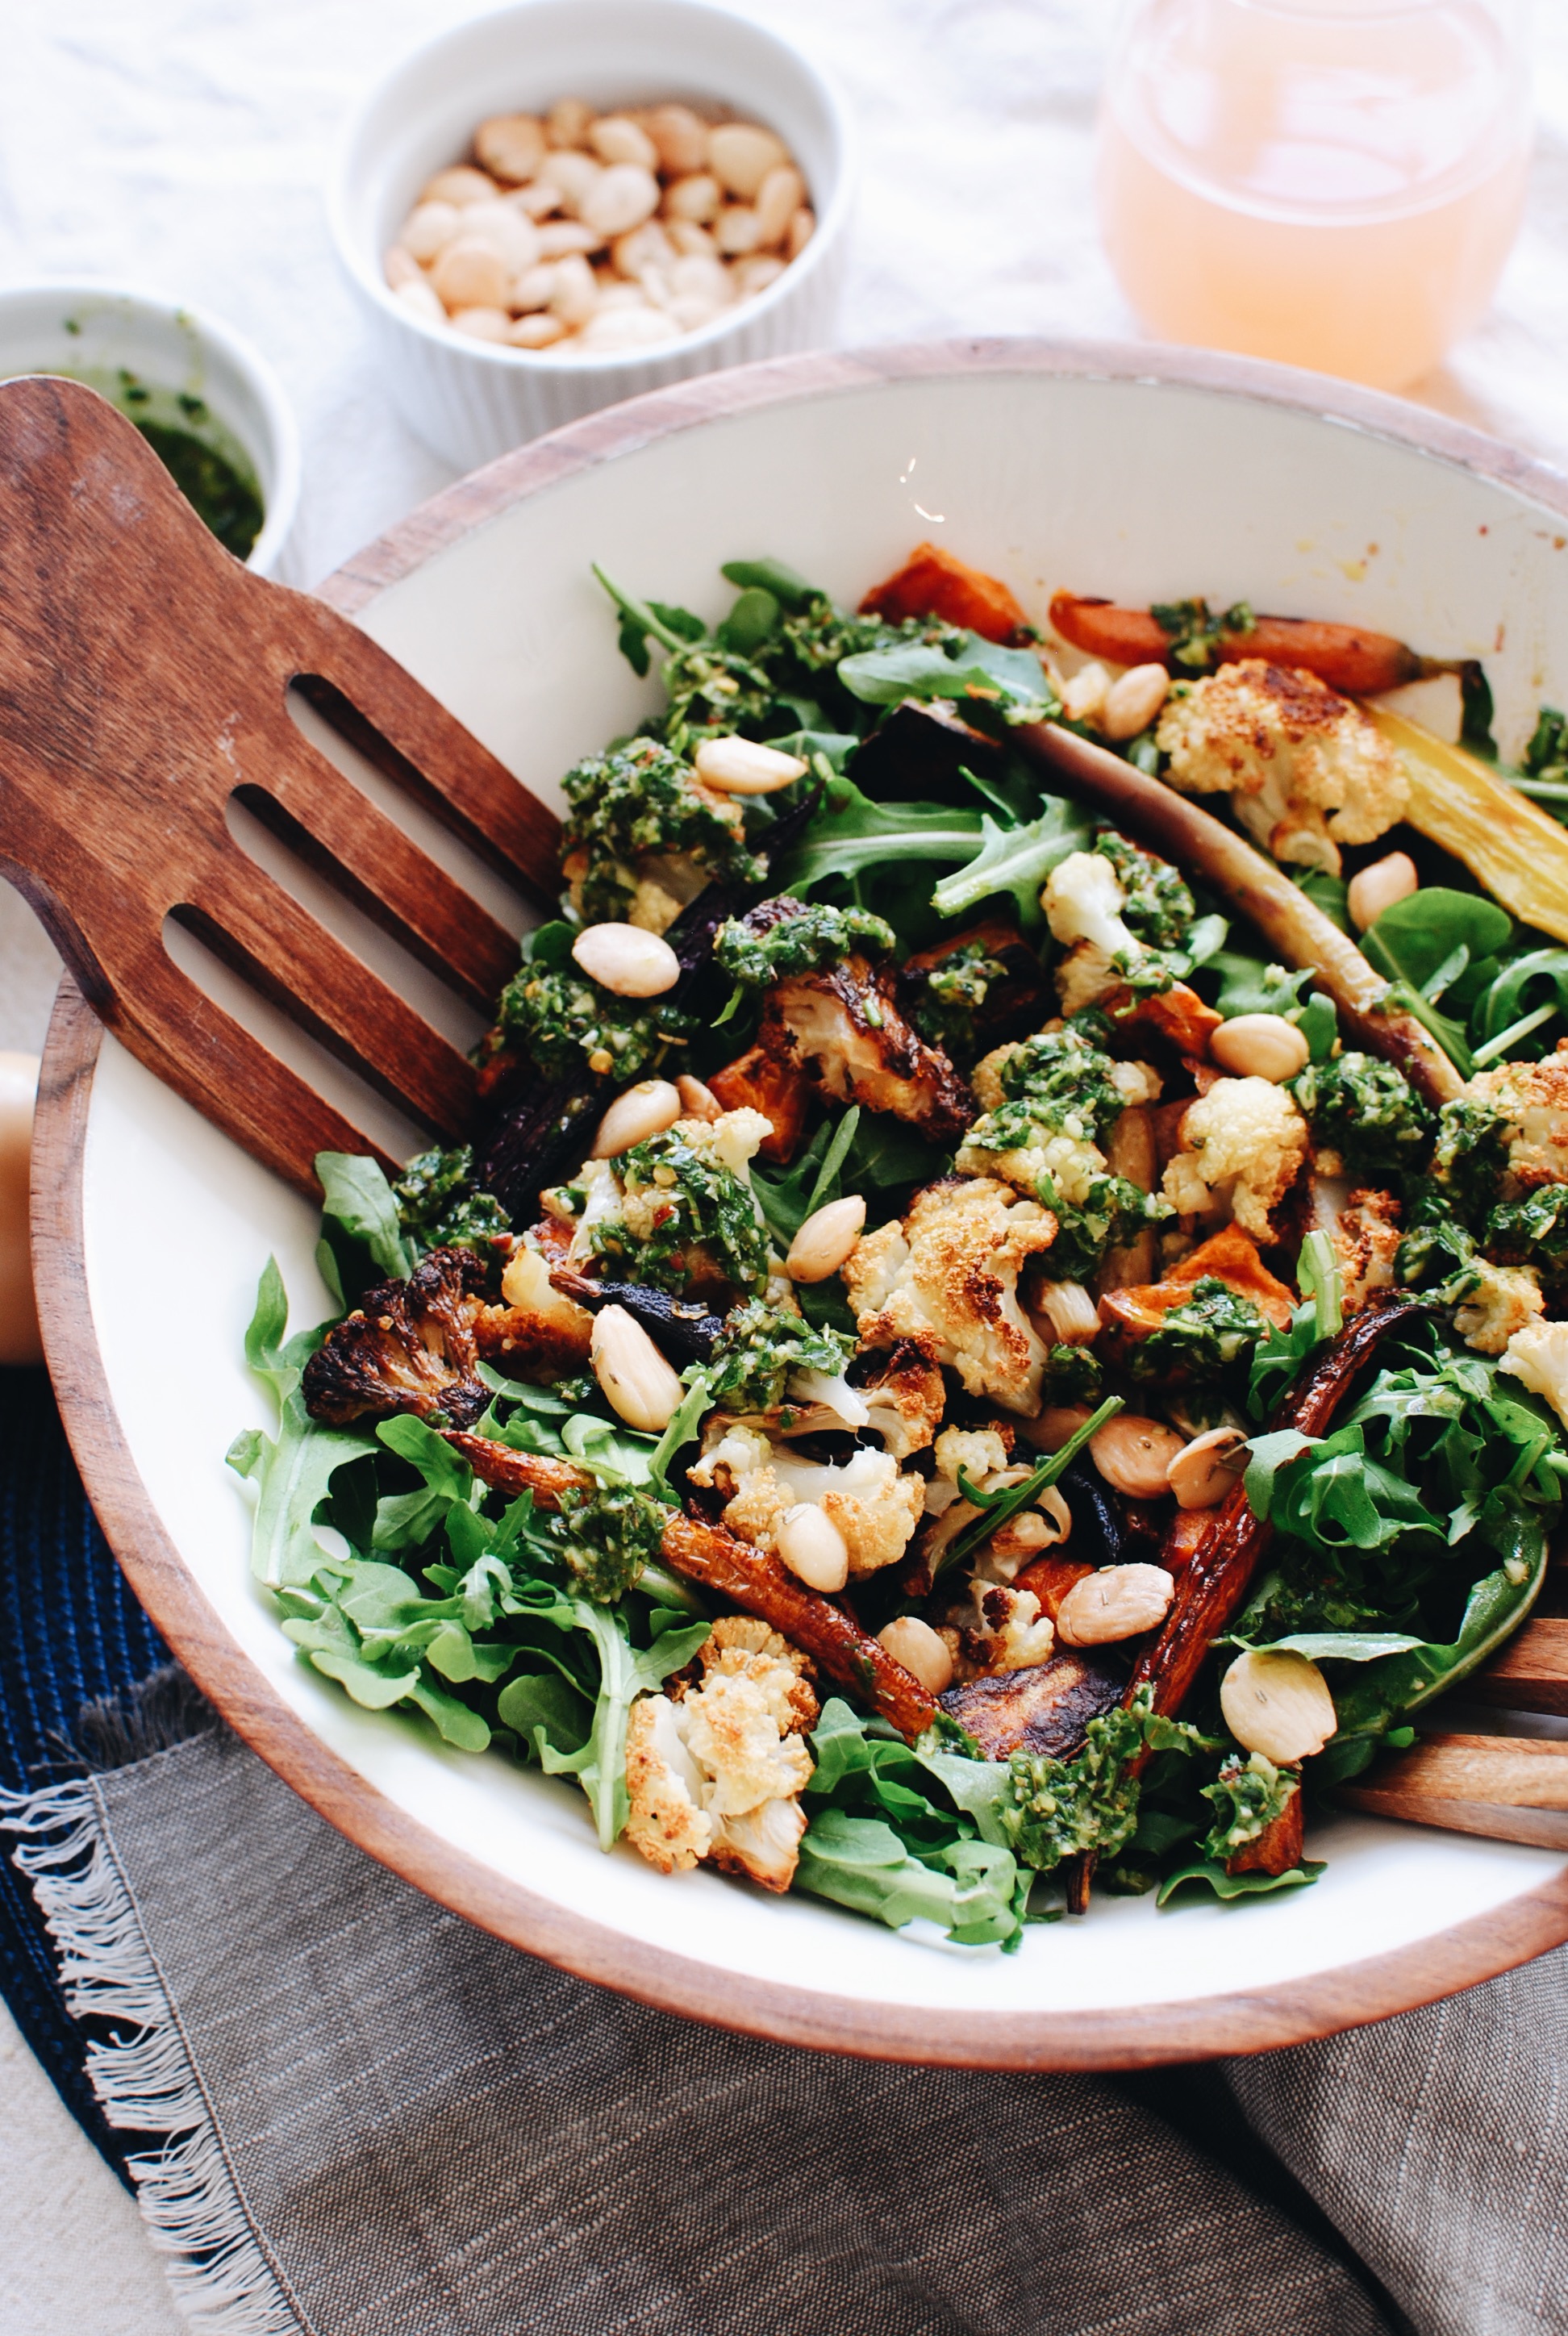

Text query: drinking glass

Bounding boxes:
[1096,0,1533,391]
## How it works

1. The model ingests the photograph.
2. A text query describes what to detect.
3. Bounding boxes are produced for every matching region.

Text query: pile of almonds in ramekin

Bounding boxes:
[384,97,814,357]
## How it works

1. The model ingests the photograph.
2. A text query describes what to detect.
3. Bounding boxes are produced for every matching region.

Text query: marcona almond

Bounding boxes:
[664,169,722,223]
[677,1074,723,1121]
[383,244,423,290]
[450,306,510,342]
[1101,661,1171,741]
[475,112,546,183]
[582,162,661,240]
[754,164,805,248]
[590,115,659,171]
[1090,1415,1186,1498]
[776,1503,850,1592]
[644,104,711,177]
[547,96,594,148]
[590,1304,684,1432]
[432,238,511,311]
[1348,850,1420,932]
[1209,1013,1311,1082]
[1056,1562,1175,1646]
[572,921,680,997]
[694,735,807,794]
[709,122,788,198]
[394,278,446,324]
[877,1616,955,1696]
[1032,1279,1101,1344]
[590,1080,682,1158]
[786,1195,867,1283]
[1166,1425,1250,1509]
[402,199,461,261]
[1220,1649,1337,1763]
[422,165,498,206]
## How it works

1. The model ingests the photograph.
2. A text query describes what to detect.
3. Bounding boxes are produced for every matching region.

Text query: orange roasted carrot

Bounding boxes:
[861,542,1032,645]
[1049,590,1457,697]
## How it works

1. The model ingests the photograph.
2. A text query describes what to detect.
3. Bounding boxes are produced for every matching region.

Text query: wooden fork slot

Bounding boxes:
[1339,1733,1568,1852]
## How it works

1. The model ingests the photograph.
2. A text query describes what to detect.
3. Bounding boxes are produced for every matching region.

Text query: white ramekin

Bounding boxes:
[0,282,300,576]
[327,0,857,472]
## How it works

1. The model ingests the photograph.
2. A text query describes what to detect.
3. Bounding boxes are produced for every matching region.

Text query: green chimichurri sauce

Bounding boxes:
[132,416,265,559]
[60,357,267,561]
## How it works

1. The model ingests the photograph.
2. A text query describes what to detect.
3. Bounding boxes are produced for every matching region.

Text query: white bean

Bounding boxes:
[402,200,461,262]
[475,113,546,184]
[1101,662,1170,741]
[1057,1563,1175,1646]
[576,305,679,352]
[709,122,788,199]
[592,1305,684,1433]
[676,1074,723,1122]
[546,96,594,149]
[787,207,816,259]
[421,165,498,207]
[877,1616,954,1696]
[457,198,541,275]
[664,171,722,224]
[590,115,659,171]
[590,1079,683,1158]
[448,306,511,342]
[694,735,807,794]
[548,253,599,326]
[1090,1414,1186,1499]
[786,1195,867,1283]
[1209,1013,1311,1082]
[644,103,711,177]
[572,922,680,996]
[393,277,446,323]
[537,148,603,215]
[1348,851,1420,932]
[1166,1425,1249,1510]
[776,1504,850,1592]
[432,238,511,311]
[1220,1649,1337,1763]
[715,205,762,256]
[754,165,805,248]
[582,163,661,240]
[507,311,567,348]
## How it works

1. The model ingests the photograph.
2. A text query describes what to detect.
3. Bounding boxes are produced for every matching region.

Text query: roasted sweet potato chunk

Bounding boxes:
[861,541,1032,644]
[707,1043,810,1162]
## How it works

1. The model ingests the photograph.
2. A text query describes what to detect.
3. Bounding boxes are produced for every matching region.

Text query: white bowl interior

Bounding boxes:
[0,284,297,574]
[333,0,849,369]
[79,364,1568,2025]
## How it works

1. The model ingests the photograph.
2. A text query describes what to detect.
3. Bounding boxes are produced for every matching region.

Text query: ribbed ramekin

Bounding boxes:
[327,0,857,472]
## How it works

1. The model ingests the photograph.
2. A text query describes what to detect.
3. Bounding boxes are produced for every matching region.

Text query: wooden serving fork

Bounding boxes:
[0,374,561,1195]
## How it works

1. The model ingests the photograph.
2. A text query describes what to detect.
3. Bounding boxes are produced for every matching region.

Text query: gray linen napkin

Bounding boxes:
[2,1712,1561,2336]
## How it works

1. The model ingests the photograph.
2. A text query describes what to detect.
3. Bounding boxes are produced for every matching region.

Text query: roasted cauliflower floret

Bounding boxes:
[1328,1188,1403,1316]
[1469,1045,1568,1193]
[758,956,974,1145]
[560,736,763,932]
[953,1583,1057,1676]
[1161,1077,1309,1241]
[690,1429,924,1577]
[475,1243,594,1383]
[552,1111,773,1298]
[301,1248,488,1428]
[1453,1259,1545,1355]
[1040,850,1167,1015]
[844,1175,1058,1415]
[857,1341,948,1459]
[1156,660,1408,874]
[624,1617,818,1891]
[1501,1316,1568,1430]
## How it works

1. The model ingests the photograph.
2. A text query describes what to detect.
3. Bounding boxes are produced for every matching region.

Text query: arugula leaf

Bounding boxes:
[529,1603,711,1848]
[941,1397,1124,1578]
[719,556,820,610]
[928,798,1094,930]
[1228,1629,1426,1661]
[592,564,706,676]
[773,777,982,899]
[315,1152,410,1279]
[1206,953,1314,1020]
[1261,1424,1446,1553]
[1360,890,1513,1075]
[1470,945,1568,1062]
[371,1415,475,1553]
[1157,1859,1324,1905]
[228,1263,377,1588]
[496,1669,593,1760]
[648,1369,714,1499]
[795,1811,1021,1945]
[837,633,1054,721]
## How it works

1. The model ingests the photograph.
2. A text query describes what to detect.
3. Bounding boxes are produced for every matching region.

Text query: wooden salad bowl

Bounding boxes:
[30,340,1568,2068]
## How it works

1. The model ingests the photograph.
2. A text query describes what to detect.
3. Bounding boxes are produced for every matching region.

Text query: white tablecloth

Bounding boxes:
[4,4,1568,2323]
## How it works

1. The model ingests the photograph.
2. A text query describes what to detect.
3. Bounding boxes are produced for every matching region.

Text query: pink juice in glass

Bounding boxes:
[1097,0,1533,390]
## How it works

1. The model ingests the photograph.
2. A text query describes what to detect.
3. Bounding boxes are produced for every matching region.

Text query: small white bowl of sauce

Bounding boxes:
[0,282,301,574]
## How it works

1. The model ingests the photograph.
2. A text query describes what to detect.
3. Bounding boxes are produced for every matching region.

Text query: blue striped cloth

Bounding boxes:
[0,1365,165,2177]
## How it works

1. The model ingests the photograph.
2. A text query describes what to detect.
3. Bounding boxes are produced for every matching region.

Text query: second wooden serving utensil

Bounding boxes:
[0,374,561,1195]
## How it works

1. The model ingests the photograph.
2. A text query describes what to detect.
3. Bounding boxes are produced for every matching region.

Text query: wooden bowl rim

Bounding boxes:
[35,335,1568,2067]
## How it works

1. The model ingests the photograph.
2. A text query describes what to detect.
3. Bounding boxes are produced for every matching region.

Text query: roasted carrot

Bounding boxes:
[1048,590,1456,697]
[862,542,1032,645]
[440,1433,939,1742]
